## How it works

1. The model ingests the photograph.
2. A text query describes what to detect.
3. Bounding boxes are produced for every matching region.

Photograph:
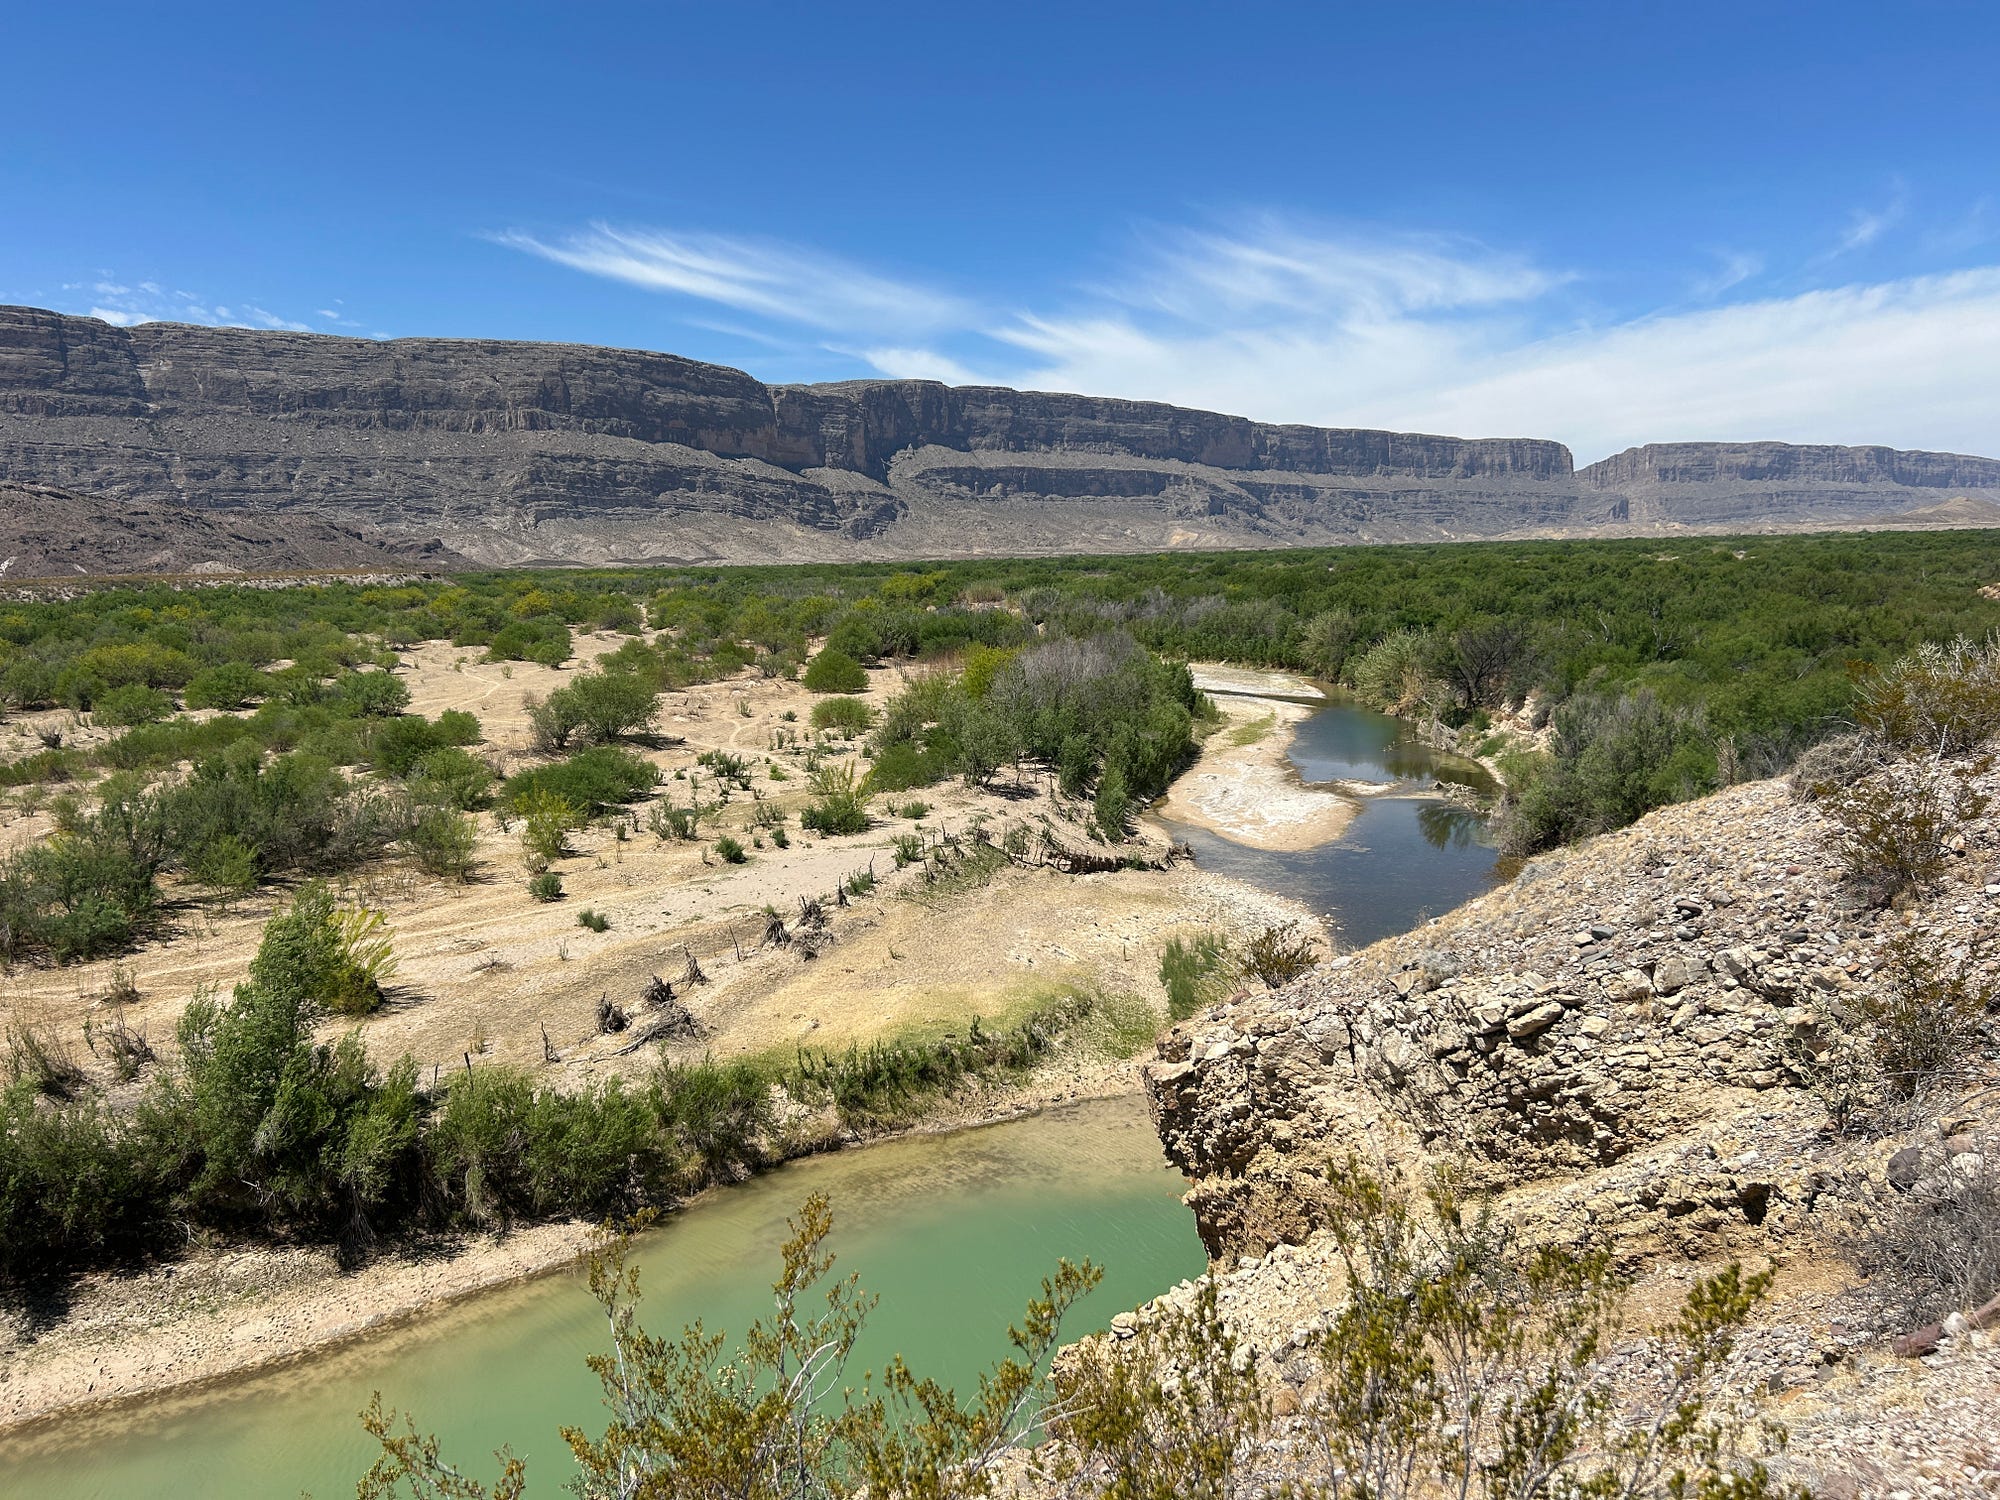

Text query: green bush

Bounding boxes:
[802,648,868,694]
[92,683,174,727]
[1500,690,1717,854]
[335,670,412,718]
[713,834,747,864]
[406,745,494,810]
[486,616,571,667]
[404,806,478,881]
[577,907,610,932]
[248,881,398,1016]
[528,871,564,902]
[1159,931,1232,1021]
[502,746,659,816]
[516,787,580,870]
[810,695,873,737]
[183,662,268,711]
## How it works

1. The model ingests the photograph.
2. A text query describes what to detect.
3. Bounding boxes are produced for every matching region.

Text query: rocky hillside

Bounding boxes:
[6,305,1997,569]
[1582,442,2000,530]
[1141,763,2000,1493]
[0,481,463,579]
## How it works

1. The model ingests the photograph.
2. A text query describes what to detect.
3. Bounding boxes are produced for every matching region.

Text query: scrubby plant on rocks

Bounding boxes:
[1813,755,1988,903]
[1238,920,1320,990]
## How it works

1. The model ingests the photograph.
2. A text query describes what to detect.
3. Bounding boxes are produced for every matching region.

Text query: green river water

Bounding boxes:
[2,696,1500,1499]
[0,1095,1201,1499]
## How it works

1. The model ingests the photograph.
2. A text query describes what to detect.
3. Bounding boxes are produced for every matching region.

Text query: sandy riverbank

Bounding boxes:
[1156,667,1358,852]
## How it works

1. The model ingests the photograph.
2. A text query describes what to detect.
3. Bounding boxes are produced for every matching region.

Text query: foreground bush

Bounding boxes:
[356,1165,1802,1500]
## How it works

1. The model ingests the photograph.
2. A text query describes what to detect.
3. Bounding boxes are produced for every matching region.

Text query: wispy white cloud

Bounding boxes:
[65,278,340,336]
[1689,249,1763,299]
[490,222,970,339]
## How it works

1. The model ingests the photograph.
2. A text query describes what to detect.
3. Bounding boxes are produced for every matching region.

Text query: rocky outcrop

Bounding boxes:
[0,481,463,579]
[6,306,1997,565]
[1582,441,2000,528]
[1147,771,1998,1265]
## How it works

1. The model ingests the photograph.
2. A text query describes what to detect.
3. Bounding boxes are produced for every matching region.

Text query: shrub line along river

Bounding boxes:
[0,688,1503,1500]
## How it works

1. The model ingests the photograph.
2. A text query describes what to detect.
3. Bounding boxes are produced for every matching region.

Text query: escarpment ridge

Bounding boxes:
[3,304,1999,570]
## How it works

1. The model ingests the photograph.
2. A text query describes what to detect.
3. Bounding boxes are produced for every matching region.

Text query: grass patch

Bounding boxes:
[1226,712,1277,748]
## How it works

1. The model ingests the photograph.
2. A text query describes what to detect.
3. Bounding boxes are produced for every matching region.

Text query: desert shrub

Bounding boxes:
[800,761,869,836]
[1815,755,1989,902]
[0,789,168,962]
[844,864,878,897]
[890,831,923,868]
[249,881,398,1016]
[530,669,657,750]
[1159,930,1232,1021]
[406,745,494,810]
[503,746,659,816]
[1862,1135,2000,1325]
[1857,634,2000,756]
[809,695,873,738]
[0,1088,168,1279]
[183,661,268,710]
[713,834,747,864]
[802,647,868,694]
[517,787,580,870]
[1844,928,1994,1097]
[1092,764,1131,841]
[335,670,412,718]
[652,1057,774,1184]
[1501,690,1717,854]
[4,1014,88,1099]
[404,806,478,881]
[647,797,708,841]
[1049,1160,1797,1500]
[1787,730,1883,801]
[893,799,930,819]
[486,616,570,667]
[527,871,564,902]
[92,683,174,727]
[695,748,752,788]
[577,908,609,932]
[425,1066,536,1225]
[863,737,951,793]
[1238,920,1320,990]
[1347,628,1437,714]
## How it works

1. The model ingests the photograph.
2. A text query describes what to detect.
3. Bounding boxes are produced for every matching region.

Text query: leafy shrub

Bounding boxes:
[647,797,707,841]
[530,668,657,749]
[407,745,494,810]
[1347,628,1437,714]
[1238,920,1320,989]
[802,648,867,694]
[1844,927,1993,1097]
[1159,931,1232,1021]
[1858,634,2000,755]
[517,787,580,871]
[249,881,398,1016]
[183,661,268,710]
[503,746,659,816]
[800,762,868,836]
[404,806,478,881]
[335,669,412,718]
[1815,755,1989,902]
[577,908,610,932]
[92,683,174,727]
[865,738,950,792]
[1501,690,1717,854]
[810,695,873,737]
[713,834,747,864]
[1092,764,1131,841]
[844,865,878,897]
[486,616,571,667]
[890,832,923,869]
[894,799,930,820]
[528,871,564,902]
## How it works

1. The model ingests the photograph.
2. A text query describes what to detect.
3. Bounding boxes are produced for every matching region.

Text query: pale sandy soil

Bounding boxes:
[0,647,1323,1431]
[1157,668,1358,852]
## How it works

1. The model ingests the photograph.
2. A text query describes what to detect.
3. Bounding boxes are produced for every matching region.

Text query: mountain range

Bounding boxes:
[3,303,1998,575]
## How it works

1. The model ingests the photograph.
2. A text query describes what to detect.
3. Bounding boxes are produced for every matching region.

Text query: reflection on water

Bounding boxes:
[0,1096,1203,1500]
[1169,693,1504,948]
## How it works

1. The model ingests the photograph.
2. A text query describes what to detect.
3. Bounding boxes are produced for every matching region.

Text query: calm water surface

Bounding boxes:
[0,1096,1201,1500]
[7,693,1504,1499]
[1161,692,1506,947]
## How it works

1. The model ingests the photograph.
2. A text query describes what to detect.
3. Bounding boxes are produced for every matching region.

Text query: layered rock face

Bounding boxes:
[1147,771,1996,1266]
[6,305,1997,570]
[0,481,463,579]
[1582,441,2000,527]
[0,306,1604,566]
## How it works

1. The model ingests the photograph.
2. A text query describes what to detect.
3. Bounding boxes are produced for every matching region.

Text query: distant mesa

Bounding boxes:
[1,304,1996,573]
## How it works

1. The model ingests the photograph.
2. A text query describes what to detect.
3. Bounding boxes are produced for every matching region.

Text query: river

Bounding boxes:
[0,694,1503,1499]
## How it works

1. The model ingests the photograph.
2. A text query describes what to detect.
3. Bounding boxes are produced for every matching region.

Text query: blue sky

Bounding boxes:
[6,1,2000,461]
